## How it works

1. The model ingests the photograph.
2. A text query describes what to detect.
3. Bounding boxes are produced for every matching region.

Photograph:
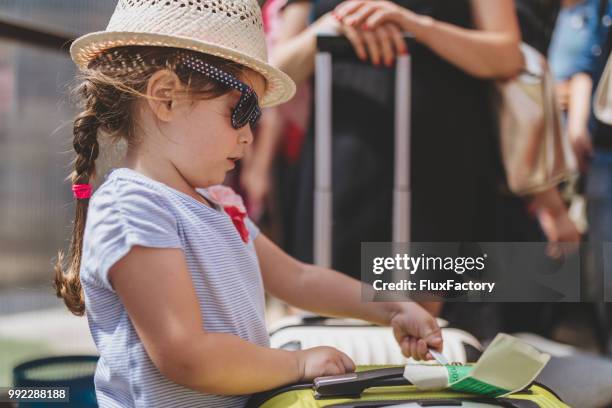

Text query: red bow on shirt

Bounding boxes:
[223,205,249,243]
[207,185,250,243]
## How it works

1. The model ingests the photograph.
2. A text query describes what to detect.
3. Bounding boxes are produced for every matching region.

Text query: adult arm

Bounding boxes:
[334,0,524,78]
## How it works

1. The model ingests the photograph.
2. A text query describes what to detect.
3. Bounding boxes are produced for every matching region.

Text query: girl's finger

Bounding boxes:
[417,339,429,360]
[360,29,381,66]
[408,338,418,360]
[340,352,356,372]
[326,361,341,375]
[392,324,403,344]
[385,23,408,55]
[400,337,410,357]
[374,25,394,66]
[421,320,443,349]
[335,359,347,374]
[405,338,412,360]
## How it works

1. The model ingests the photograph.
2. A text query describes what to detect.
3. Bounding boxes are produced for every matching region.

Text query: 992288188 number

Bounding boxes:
[2,387,69,402]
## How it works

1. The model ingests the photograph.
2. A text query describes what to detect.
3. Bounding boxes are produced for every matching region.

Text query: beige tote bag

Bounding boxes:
[594,51,612,125]
[496,43,577,195]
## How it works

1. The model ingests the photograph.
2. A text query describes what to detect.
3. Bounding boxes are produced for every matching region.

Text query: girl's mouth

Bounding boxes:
[227,157,240,169]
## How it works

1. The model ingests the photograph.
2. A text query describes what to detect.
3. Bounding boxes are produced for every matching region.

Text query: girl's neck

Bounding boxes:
[124,150,214,208]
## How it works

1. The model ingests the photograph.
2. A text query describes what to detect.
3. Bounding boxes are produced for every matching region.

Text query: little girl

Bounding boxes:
[54,0,442,406]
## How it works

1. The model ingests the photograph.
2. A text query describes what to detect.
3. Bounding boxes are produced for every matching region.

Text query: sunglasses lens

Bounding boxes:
[233,92,259,129]
[249,105,262,128]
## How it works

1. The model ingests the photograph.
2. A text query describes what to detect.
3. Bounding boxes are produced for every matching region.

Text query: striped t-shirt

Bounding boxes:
[80,167,269,407]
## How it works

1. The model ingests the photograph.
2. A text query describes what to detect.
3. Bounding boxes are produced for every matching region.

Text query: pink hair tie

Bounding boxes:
[72,184,93,200]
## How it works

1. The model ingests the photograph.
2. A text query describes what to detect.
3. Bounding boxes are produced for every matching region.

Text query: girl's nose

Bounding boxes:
[238,125,254,145]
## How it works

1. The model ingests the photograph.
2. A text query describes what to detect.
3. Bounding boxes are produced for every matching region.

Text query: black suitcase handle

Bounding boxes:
[246,367,410,407]
[314,367,409,399]
[316,32,414,57]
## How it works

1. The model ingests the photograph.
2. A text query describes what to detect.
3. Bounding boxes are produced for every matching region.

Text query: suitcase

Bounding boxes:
[247,365,569,407]
[270,315,483,365]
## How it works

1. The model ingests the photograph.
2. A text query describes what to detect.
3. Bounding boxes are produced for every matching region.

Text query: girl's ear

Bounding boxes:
[145,69,183,122]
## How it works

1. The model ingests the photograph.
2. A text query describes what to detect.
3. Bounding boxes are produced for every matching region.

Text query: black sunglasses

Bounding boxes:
[176,52,262,130]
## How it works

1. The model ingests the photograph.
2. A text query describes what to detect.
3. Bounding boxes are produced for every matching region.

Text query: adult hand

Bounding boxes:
[343,21,407,66]
[313,11,407,66]
[568,125,594,173]
[333,0,415,31]
[537,208,581,259]
[555,81,570,111]
[538,208,581,243]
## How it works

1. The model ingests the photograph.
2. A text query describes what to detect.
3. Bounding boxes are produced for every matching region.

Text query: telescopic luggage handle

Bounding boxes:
[316,33,413,59]
[314,33,413,269]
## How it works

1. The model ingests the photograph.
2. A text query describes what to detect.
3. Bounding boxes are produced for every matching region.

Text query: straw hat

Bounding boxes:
[70,0,296,107]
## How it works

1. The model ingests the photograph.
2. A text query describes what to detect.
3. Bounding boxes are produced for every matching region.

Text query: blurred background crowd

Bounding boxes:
[241,0,612,345]
[2,0,612,405]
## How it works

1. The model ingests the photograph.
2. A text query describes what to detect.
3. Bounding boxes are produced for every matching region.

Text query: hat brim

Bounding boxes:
[70,31,296,108]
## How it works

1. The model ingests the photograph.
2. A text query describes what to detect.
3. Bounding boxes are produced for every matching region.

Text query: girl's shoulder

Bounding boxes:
[82,168,183,291]
[86,167,181,244]
[92,167,172,203]
[89,167,182,220]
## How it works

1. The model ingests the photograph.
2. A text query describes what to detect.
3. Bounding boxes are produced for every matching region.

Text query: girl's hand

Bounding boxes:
[390,303,443,361]
[418,301,443,317]
[313,11,407,66]
[296,346,356,380]
[333,0,415,32]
